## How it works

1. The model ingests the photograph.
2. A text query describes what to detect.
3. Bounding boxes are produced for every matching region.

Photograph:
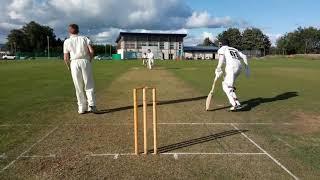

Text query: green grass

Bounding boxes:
[0,60,135,123]
[158,58,320,176]
[0,60,134,163]
[0,57,320,179]
[159,58,320,113]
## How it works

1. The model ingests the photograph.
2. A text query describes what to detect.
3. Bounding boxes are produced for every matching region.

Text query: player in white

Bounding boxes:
[142,53,147,66]
[64,24,97,114]
[215,40,250,111]
[146,49,154,70]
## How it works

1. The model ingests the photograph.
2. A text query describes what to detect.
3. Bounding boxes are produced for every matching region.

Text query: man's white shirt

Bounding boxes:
[147,52,154,60]
[64,35,91,60]
[217,46,247,68]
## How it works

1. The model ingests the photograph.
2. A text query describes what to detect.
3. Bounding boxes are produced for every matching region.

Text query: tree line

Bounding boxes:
[5,21,115,57]
[201,26,320,55]
[276,27,320,54]
[6,21,320,56]
[6,21,63,55]
[200,28,271,55]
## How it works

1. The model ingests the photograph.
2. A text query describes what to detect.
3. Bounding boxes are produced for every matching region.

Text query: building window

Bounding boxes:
[125,41,136,49]
[126,36,136,41]
[170,42,175,49]
[149,41,158,47]
[137,41,147,49]
[160,42,164,49]
[169,54,173,60]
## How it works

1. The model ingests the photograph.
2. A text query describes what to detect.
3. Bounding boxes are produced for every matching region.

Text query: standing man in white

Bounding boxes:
[146,49,154,70]
[63,24,97,114]
[215,40,250,111]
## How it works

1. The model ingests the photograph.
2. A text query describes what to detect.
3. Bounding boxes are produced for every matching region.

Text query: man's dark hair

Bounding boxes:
[69,24,79,34]
[220,38,230,46]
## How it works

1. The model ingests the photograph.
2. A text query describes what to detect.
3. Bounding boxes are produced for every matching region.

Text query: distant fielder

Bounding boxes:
[63,24,97,114]
[142,53,147,65]
[146,49,154,70]
[210,40,250,111]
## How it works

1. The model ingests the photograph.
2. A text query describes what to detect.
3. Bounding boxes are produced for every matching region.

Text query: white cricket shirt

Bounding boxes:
[64,35,91,61]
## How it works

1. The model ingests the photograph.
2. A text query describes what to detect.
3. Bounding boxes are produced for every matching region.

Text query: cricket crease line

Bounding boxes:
[230,123,299,180]
[158,122,294,125]
[87,152,265,157]
[0,126,59,173]
[0,124,55,127]
[63,123,132,126]
[0,123,296,127]
[21,154,56,158]
[162,152,266,155]
[87,153,135,157]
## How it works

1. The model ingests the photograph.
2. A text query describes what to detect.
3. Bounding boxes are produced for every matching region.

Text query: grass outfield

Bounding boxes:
[0,58,319,179]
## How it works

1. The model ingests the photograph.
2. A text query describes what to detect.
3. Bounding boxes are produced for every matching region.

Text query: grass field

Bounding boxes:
[0,57,319,179]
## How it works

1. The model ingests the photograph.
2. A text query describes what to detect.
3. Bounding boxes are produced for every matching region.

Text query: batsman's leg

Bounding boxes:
[81,59,96,112]
[148,59,152,69]
[70,60,87,113]
[222,81,238,107]
[222,71,240,107]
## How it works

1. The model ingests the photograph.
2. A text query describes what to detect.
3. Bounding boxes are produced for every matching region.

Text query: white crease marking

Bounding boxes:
[231,123,299,180]
[173,153,178,160]
[21,154,56,158]
[0,126,59,173]
[113,154,119,160]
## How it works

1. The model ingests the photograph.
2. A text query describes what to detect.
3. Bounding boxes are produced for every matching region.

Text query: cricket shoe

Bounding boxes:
[78,110,86,115]
[229,105,244,112]
[88,106,98,114]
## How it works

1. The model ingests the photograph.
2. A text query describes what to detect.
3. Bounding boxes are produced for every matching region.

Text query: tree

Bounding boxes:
[276,27,320,54]
[216,27,271,54]
[276,36,288,55]
[217,28,242,49]
[242,28,271,53]
[200,37,214,46]
[7,29,27,52]
[6,21,60,54]
[92,44,116,56]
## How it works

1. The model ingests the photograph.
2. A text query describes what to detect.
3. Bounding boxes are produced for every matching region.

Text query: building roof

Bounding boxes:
[184,46,219,52]
[116,32,187,43]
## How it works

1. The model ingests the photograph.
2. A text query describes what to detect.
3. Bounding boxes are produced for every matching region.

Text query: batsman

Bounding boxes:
[212,39,250,111]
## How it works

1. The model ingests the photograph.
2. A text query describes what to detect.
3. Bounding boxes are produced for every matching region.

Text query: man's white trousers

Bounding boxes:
[222,65,242,107]
[147,59,154,69]
[70,59,96,112]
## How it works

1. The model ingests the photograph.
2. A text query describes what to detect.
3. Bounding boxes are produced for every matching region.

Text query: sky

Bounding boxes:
[0,0,319,45]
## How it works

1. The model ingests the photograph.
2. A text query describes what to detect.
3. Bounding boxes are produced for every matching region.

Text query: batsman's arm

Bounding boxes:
[215,54,225,78]
[87,44,94,62]
[63,41,71,71]
[216,54,225,70]
[239,51,250,77]
[239,52,248,67]
[64,53,71,71]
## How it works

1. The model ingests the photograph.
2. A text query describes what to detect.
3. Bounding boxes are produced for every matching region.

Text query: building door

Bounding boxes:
[169,54,173,60]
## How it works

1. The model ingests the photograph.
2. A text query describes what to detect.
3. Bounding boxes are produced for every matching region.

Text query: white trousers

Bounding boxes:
[70,59,96,112]
[147,59,154,69]
[222,65,242,107]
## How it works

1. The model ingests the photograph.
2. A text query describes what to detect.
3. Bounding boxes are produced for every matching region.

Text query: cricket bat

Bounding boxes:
[205,76,218,111]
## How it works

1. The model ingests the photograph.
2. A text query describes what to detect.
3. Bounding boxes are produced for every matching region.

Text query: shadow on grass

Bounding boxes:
[95,96,207,114]
[152,67,182,70]
[148,129,248,154]
[210,91,299,112]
